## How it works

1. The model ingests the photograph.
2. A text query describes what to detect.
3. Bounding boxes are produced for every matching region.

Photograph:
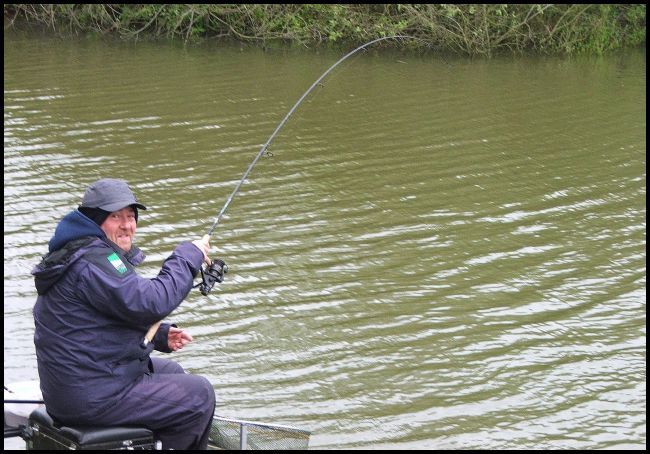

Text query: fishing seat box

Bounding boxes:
[26,406,156,450]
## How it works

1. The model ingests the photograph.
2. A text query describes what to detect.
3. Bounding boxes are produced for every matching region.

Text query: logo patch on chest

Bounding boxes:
[106,252,128,274]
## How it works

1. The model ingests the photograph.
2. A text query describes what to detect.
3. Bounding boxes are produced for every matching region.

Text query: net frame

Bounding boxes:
[209,415,311,450]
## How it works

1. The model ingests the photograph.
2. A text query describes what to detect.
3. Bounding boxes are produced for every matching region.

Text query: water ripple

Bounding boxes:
[4,36,646,450]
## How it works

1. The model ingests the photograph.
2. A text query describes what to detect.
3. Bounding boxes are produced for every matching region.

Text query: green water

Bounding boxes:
[4,31,646,449]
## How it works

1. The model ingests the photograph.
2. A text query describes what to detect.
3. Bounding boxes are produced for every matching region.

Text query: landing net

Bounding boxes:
[209,415,311,450]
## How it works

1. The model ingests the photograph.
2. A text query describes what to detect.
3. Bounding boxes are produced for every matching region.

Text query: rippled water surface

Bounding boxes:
[4,31,646,449]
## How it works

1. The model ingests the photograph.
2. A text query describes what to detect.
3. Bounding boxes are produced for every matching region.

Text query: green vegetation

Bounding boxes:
[4,4,646,56]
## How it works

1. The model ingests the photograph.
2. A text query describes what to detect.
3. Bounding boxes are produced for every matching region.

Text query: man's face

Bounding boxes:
[100,206,137,252]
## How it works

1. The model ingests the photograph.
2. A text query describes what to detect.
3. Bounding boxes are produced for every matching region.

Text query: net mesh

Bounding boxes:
[209,416,310,450]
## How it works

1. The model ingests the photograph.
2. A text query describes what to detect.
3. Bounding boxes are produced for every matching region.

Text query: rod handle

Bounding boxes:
[143,320,162,346]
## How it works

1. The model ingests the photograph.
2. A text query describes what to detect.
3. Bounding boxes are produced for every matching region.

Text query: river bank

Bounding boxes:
[4,4,646,56]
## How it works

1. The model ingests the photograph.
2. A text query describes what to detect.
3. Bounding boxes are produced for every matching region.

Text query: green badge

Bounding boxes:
[107,252,128,274]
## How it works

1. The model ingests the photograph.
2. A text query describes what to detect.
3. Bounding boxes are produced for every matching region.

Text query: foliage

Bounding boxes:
[3,4,646,56]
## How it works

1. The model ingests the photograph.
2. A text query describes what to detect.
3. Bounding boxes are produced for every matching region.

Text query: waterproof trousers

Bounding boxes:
[89,357,216,450]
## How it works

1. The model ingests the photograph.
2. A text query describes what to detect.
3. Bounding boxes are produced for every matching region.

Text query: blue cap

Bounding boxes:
[80,179,147,212]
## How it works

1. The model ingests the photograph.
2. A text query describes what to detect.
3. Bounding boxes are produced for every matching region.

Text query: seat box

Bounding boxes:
[27,407,156,450]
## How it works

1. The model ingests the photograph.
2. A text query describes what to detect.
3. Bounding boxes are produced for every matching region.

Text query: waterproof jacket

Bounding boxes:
[32,210,204,422]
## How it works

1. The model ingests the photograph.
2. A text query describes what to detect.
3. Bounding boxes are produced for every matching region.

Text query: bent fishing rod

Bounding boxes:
[144,36,422,345]
[196,35,424,296]
[206,35,420,238]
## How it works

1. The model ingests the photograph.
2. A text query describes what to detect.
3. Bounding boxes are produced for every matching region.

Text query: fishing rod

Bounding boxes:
[144,36,423,345]
[196,35,423,296]
[206,35,419,237]
[143,35,424,347]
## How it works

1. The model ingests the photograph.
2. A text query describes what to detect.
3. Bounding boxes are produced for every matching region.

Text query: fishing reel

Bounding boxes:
[199,258,228,296]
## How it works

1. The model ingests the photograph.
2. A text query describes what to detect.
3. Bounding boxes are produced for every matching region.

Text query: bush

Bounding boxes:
[3,4,646,55]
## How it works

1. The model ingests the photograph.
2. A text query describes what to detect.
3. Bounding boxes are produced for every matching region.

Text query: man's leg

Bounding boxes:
[93,366,216,450]
[150,356,185,374]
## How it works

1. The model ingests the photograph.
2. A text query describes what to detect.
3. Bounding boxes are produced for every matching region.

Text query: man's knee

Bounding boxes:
[150,357,185,374]
[196,376,216,411]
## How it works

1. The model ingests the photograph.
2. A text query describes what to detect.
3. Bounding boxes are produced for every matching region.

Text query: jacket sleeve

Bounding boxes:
[76,242,204,326]
[153,322,174,353]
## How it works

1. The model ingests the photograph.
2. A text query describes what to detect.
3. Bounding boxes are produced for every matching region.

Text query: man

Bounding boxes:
[32,178,216,450]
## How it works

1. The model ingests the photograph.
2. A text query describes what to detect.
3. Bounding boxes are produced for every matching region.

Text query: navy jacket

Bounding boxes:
[32,210,204,421]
